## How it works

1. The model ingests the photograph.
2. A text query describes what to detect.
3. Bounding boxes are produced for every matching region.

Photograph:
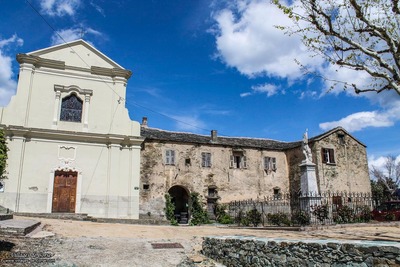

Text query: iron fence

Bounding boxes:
[227,192,378,226]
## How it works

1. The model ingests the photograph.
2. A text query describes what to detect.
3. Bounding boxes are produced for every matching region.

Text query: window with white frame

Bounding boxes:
[202,152,212,167]
[230,151,247,169]
[264,157,277,171]
[322,148,335,164]
[165,149,175,165]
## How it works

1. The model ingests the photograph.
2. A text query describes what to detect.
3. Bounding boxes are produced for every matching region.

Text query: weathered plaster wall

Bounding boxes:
[203,236,400,267]
[286,130,371,195]
[312,130,371,193]
[139,141,289,217]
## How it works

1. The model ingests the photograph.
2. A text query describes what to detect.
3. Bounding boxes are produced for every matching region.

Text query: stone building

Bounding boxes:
[0,40,143,219]
[139,121,371,221]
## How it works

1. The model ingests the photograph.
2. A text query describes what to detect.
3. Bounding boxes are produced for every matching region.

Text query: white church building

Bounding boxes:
[0,40,143,219]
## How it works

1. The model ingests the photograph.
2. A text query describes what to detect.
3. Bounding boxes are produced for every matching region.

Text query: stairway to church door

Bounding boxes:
[52,171,77,213]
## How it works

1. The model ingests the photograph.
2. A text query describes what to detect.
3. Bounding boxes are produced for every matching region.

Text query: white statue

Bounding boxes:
[302,129,313,163]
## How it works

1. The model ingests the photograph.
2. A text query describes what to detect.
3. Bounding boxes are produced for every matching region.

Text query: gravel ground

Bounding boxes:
[0,217,399,267]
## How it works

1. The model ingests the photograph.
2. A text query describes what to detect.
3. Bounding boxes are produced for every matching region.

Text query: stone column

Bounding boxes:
[299,162,321,219]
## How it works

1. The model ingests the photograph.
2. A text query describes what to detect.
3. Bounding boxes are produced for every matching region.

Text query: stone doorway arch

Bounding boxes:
[168,185,190,224]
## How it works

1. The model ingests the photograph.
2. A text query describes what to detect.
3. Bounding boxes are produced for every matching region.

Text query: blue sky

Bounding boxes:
[0,0,399,169]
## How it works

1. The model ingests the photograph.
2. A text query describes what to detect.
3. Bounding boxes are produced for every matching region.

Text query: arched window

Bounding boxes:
[60,94,83,122]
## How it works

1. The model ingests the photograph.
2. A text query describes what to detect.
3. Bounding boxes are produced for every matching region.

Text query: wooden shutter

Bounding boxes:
[272,157,276,170]
[202,153,206,167]
[329,149,335,163]
[242,156,247,168]
[230,155,234,168]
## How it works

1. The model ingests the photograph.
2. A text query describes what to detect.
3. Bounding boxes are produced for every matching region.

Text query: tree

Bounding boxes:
[274,0,400,95]
[370,155,400,201]
[0,129,7,180]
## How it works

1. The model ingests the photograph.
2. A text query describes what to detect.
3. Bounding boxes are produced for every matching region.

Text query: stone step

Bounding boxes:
[0,218,41,236]
[14,212,92,221]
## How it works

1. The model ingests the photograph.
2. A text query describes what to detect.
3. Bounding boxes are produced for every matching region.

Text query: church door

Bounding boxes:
[52,171,77,213]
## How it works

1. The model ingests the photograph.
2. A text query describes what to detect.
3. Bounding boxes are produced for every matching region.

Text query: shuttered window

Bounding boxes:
[165,150,175,165]
[322,148,335,164]
[264,157,277,171]
[201,152,212,167]
[230,152,247,169]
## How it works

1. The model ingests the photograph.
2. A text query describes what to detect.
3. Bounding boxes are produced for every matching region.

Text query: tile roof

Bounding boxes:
[141,127,300,150]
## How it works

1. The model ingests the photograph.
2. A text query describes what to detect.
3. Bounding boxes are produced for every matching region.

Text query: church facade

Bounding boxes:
[0,40,143,219]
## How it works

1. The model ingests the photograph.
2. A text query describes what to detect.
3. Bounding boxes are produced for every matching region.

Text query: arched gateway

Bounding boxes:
[168,185,190,224]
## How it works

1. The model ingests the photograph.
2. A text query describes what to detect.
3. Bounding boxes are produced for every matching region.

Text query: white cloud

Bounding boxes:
[0,35,24,107]
[51,27,102,45]
[40,0,81,17]
[241,83,280,97]
[319,103,400,132]
[90,1,105,17]
[368,154,400,174]
[212,1,323,80]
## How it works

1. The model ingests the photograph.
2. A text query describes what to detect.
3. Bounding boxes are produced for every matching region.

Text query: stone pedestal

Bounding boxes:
[299,161,321,216]
[299,161,318,195]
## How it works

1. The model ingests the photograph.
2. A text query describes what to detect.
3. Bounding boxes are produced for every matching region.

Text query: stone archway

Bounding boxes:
[168,185,190,224]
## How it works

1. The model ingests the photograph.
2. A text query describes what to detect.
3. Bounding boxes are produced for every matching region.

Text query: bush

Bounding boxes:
[334,206,354,224]
[189,192,210,225]
[215,203,233,224]
[356,205,371,223]
[291,211,311,226]
[267,212,291,226]
[164,194,178,226]
[247,208,262,227]
[312,204,329,222]
[385,213,396,221]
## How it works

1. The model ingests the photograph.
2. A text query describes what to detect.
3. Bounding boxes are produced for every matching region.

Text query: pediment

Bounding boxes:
[27,39,123,70]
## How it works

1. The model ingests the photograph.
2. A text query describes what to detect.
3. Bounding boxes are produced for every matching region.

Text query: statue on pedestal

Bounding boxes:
[302,129,313,164]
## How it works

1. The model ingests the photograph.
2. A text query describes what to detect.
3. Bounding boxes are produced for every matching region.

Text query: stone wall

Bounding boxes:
[286,129,371,195]
[139,141,289,217]
[202,236,400,267]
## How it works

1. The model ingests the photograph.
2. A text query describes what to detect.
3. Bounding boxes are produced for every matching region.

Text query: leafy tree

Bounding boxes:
[0,129,7,180]
[274,0,400,95]
[370,155,400,201]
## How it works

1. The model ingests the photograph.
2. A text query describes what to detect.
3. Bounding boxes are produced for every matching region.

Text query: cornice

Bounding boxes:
[1,124,143,147]
[17,54,65,70]
[91,66,132,79]
[17,53,132,80]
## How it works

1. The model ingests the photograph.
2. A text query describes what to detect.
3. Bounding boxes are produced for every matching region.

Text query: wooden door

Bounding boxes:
[52,171,77,213]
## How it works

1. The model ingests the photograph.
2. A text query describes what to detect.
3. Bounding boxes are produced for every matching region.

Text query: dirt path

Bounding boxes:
[1,217,400,267]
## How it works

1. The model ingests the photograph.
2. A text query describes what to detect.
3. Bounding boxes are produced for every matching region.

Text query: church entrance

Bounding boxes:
[168,185,190,224]
[52,171,77,213]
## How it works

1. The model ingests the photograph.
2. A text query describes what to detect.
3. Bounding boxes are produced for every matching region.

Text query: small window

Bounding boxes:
[338,134,345,145]
[273,188,281,199]
[185,158,191,166]
[60,94,83,122]
[264,157,277,171]
[165,150,175,165]
[201,152,212,167]
[143,184,150,190]
[322,148,335,164]
[208,187,217,198]
[230,151,247,169]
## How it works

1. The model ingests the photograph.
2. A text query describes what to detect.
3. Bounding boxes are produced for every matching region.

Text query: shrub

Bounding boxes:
[312,204,329,222]
[247,208,262,227]
[334,206,354,224]
[291,210,311,226]
[215,203,233,224]
[189,192,210,225]
[164,194,178,226]
[385,213,396,221]
[356,205,372,223]
[267,212,291,226]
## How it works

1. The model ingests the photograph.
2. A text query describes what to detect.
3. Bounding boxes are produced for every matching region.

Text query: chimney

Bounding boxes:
[141,117,148,127]
[211,130,218,142]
